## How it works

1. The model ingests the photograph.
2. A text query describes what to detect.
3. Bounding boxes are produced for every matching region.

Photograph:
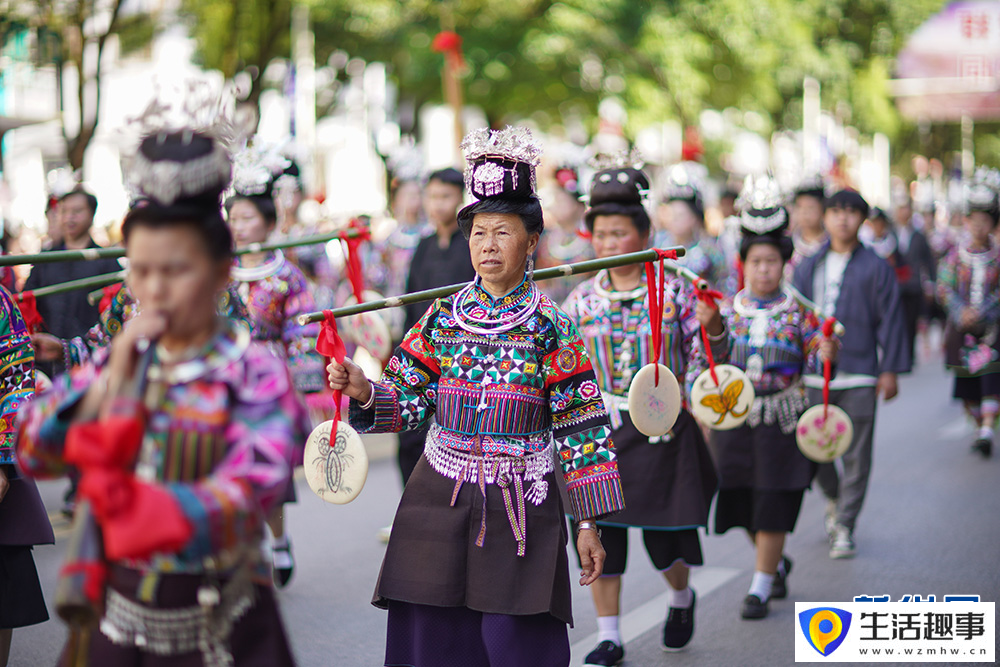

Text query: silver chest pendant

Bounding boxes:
[746,313,769,383]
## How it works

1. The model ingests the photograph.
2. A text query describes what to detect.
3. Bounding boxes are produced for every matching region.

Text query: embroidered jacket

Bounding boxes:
[233,251,327,396]
[65,283,248,368]
[936,241,1000,375]
[350,279,624,522]
[16,321,311,575]
[562,268,729,404]
[0,288,34,470]
[691,289,829,396]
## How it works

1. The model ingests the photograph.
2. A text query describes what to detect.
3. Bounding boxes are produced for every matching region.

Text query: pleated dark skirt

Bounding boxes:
[68,566,295,666]
[0,545,48,629]
[953,373,1000,401]
[590,409,717,529]
[374,456,573,627]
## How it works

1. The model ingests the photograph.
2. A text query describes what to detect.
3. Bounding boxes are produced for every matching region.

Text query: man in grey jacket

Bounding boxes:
[793,189,911,559]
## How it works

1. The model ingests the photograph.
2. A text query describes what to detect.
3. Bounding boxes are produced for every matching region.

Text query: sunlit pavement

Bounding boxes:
[11,347,999,667]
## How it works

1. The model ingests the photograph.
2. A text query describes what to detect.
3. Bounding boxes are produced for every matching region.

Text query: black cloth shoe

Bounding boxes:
[583,640,624,666]
[662,589,696,651]
[972,438,992,458]
[771,556,793,599]
[741,594,769,620]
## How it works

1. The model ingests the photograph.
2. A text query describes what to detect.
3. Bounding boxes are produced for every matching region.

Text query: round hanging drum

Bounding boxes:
[303,420,369,504]
[627,363,681,438]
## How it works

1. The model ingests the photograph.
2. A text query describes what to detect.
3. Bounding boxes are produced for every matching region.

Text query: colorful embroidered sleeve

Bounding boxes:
[935,252,966,326]
[0,305,34,470]
[15,361,100,478]
[170,350,305,560]
[540,303,624,521]
[350,300,441,433]
[280,266,327,395]
[679,281,730,400]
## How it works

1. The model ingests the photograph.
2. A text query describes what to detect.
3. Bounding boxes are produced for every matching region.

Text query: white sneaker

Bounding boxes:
[824,500,838,539]
[377,524,392,543]
[829,525,855,559]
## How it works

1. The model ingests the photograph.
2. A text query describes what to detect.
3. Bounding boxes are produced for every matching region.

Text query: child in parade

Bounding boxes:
[791,189,910,559]
[562,162,725,665]
[936,168,1000,457]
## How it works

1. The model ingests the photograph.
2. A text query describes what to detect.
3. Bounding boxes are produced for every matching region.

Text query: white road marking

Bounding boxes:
[570,565,741,663]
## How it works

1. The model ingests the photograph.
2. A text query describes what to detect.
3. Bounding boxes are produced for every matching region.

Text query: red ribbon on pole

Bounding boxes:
[14,291,44,334]
[315,310,347,424]
[821,317,836,421]
[341,220,371,305]
[643,249,678,385]
[431,31,465,71]
[693,278,725,387]
[99,283,124,314]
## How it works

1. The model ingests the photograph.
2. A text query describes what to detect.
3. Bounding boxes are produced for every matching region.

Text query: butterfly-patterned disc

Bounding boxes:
[690,364,756,431]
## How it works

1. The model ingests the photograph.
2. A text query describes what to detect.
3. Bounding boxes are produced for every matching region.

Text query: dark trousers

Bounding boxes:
[900,291,923,365]
[808,386,878,532]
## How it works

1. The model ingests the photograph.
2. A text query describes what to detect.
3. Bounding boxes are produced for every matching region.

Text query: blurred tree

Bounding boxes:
[1,0,158,170]
[179,0,947,166]
[180,0,293,112]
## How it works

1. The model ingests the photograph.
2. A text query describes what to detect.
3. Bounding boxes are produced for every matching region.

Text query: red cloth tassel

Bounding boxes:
[316,310,347,423]
[431,31,465,70]
[64,415,193,562]
[341,220,372,305]
[14,291,44,334]
[59,561,107,604]
[99,283,124,314]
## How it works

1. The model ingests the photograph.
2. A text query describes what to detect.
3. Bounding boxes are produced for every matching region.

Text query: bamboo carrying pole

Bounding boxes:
[0,227,368,268]
[297,247,688,325]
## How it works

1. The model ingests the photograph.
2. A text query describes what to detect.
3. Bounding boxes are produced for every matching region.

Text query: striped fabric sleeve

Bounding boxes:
[0,331,35,471]
[15,362,98,478]
[349,301,441,435]
[541,303,624,521]
[169,353,305,560]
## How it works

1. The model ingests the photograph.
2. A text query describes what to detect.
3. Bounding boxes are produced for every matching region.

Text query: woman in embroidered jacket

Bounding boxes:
[329,127,623,667]
[226,150,329,587]
[689,179,838,621]
[0,286,54,667]
[561,164,724,666]
[16,130,308,666]
[936,168,1000,458]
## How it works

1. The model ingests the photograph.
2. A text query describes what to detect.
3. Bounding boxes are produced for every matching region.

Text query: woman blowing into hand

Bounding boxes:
[17,129,307,666]
[328,127,624,667]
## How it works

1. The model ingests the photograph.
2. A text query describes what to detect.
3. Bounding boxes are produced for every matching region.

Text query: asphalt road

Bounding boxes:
[8,351,999,667]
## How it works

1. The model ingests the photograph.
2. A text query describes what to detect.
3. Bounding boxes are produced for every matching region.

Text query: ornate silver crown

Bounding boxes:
[737,173,788,234]
[589,148,644,172]
[965,166,1000,212]
[127,80,239,205]
[461,126,543,197]
[662,161,706,201]
[229,143,291,198]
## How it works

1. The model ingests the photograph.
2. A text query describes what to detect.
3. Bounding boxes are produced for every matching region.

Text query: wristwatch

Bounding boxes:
[576,521,602,538]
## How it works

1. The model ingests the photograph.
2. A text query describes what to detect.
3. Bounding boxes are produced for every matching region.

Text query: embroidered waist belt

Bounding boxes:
[100,567,255,667]
[747,380,809,435]
[425,424,554,558]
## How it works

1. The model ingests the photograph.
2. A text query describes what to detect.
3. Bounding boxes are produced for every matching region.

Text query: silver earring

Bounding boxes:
[526,256,534,280]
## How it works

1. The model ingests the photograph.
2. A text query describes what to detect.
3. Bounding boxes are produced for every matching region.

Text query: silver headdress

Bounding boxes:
[737,173,789,235]
[229,143,292,198]
[589,148,644,172]
[461,126,543,199]
[584,149,650,205]
[964,166,1000,214]
[126,80,239,205]
[662,161,708,204]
